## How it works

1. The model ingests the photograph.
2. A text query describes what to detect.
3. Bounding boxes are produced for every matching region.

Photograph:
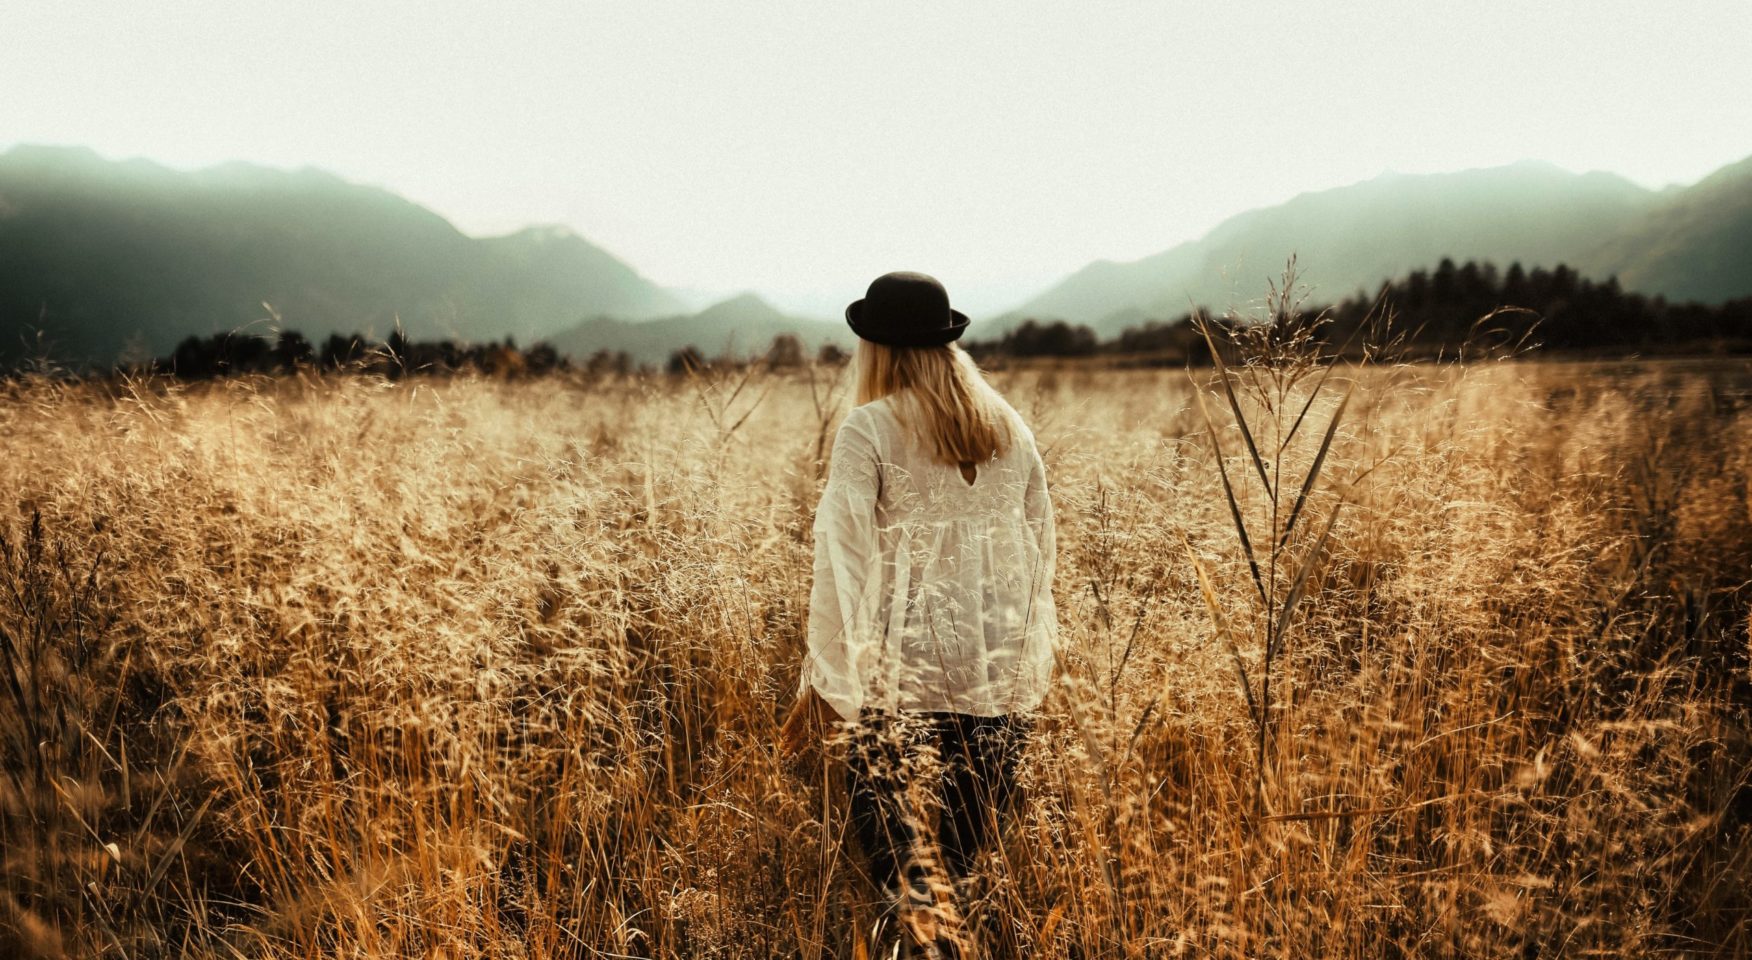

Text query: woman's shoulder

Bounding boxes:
[849,396,902,431]
[994,396,1038,448]
[836,398,900,450]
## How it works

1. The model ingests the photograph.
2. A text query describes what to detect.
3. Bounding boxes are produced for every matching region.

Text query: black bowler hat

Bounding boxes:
[844,271,970,348]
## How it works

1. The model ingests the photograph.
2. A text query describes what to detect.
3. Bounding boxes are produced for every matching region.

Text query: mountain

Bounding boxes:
[1590,154,1752,305]
[0,145,685,364]
[1002,156,1752,334]
[549,292,852,365]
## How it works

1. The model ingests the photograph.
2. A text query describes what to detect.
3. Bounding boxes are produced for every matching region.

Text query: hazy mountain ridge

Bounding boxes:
[548,291,851,365]
[6,144,1751,366]
[0,145,685,363]
[1003,157,1752,333]
[1590,154,1752,305]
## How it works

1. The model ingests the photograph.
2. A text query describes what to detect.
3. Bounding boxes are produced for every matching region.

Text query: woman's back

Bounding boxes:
[803,391,1057,720]
[786,274,1055,945]
[861,394,1030,522]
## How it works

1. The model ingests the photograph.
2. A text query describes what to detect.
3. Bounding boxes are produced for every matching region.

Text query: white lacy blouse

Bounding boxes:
[800,393,1058,721]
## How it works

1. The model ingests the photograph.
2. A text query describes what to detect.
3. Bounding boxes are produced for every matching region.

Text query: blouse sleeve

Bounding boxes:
[800,407,882,722]
[1023,432,1058,637]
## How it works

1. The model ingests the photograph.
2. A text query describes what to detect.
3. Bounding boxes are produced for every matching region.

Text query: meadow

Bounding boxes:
[1,351,1749,958]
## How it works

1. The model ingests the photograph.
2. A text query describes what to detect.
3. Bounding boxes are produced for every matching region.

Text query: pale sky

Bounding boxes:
[4,1,1750,317]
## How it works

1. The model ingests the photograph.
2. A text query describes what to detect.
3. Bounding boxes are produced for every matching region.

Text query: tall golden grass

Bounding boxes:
[1,346,1749,957]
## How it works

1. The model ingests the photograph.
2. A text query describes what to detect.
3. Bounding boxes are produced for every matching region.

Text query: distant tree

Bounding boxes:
[1109,313,1201,360]
[585,349,633,378]
[667,345,705,375]
[1551,263,1578,297]
[165,332,276,378]
[766,333,805,368]
[817,342,849,366]
[417,339,463,373]
[1404,268,1430,306]
[1433,257,1459,301]
[1504,261,1528,299]
[274,330,313,369]
[481,343,525,377]
[524,343,563,375]
[1001,319,1098,357]
[321,333,368,369]
[384,328,410,379]
[171,335,213,378]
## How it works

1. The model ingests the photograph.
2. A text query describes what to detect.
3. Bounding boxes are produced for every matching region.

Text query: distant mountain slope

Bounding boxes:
[549,292,852,365]
[0,145,684,363]
[1003,157,1752,334]
[1590,154,1752,305]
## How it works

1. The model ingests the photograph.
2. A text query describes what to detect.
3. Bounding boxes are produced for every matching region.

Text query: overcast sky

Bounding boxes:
[4,1,1750,316]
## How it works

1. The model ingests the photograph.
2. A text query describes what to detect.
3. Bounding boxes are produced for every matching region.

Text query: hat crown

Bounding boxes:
[865,271,950,315]
[844,271,969,348]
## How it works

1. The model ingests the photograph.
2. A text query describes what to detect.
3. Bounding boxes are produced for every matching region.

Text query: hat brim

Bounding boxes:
[844,300,970,348]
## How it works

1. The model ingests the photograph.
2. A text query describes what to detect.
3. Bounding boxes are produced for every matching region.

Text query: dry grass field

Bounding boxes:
[2,354,1749,958]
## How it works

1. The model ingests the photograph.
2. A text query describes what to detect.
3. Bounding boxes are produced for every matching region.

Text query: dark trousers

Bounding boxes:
[845,711,1030,891]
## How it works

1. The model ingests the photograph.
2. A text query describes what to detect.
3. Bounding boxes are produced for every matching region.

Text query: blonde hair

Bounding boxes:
[855,340,1013,466]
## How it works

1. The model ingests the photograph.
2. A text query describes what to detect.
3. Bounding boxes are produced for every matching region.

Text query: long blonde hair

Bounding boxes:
[855,340,1013,466]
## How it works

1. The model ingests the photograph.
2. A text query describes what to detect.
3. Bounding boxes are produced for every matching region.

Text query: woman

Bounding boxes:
[779,270,1058,953]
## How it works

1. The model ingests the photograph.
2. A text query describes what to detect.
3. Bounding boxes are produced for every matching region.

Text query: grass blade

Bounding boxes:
[1197,315,1274,497]
[1192,381,1269,608]
[143,793,216,900]
[1280,357,1339,451]
[1278,382,1353,552]
[1269,496,1345,662]
[1183,535,1261,734]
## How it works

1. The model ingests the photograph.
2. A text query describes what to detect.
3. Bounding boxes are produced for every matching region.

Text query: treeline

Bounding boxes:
[659,336,847,375]
[967,259,1752,362]
[129,329,845,380]
[42,257,1752,381]
[153,330,570,379]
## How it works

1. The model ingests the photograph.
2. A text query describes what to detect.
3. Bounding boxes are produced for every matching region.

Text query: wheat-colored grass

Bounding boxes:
[1,357,1748,958]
